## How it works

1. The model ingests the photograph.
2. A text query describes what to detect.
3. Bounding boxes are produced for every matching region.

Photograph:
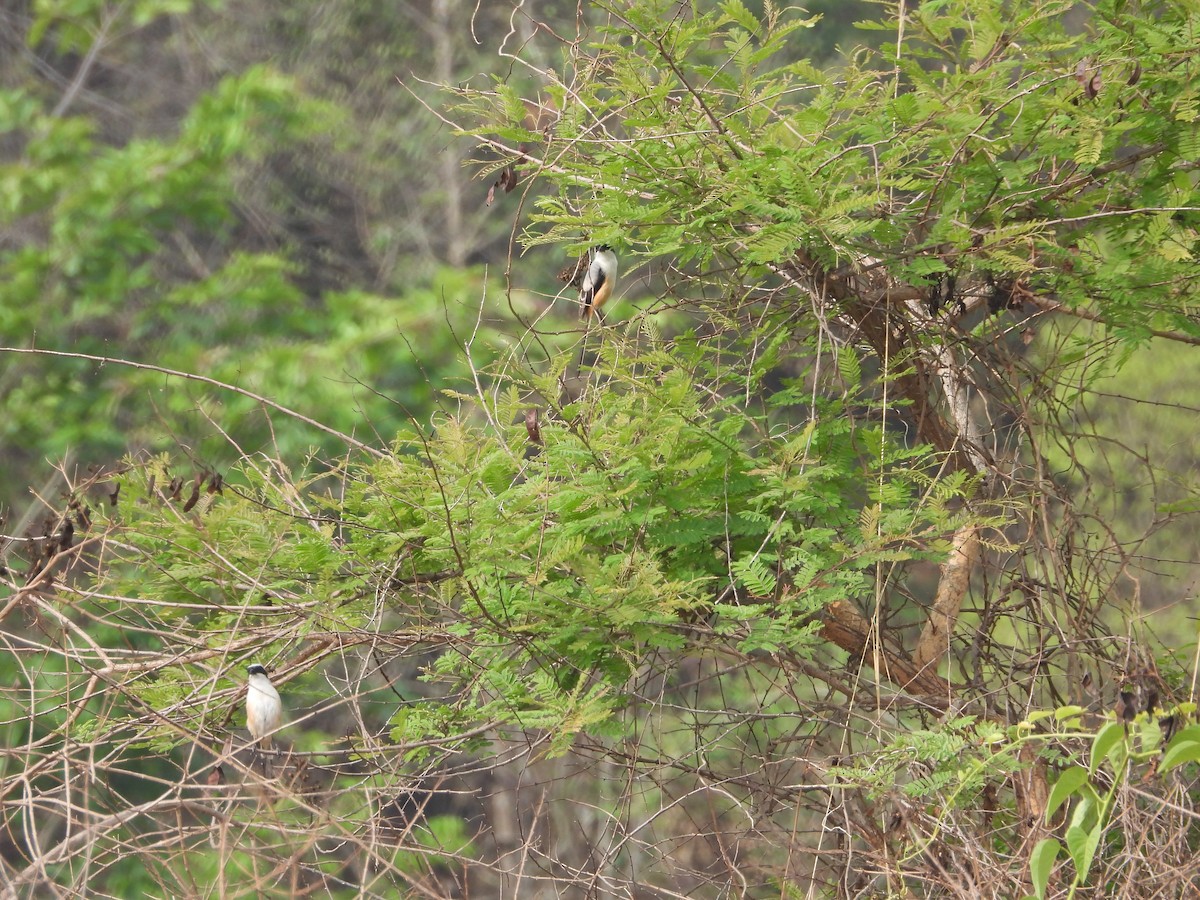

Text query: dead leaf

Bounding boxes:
[525,408,542,445]
[485,148,524,206]
[558,253,589,288]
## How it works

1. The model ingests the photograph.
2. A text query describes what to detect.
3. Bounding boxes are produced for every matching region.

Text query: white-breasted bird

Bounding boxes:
[245,664,282,750]
[577,244,618,319]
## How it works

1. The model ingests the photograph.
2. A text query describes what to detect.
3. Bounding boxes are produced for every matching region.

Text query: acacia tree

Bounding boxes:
[3,0,1200,897]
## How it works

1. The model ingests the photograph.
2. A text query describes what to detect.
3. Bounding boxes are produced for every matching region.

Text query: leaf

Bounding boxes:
[1045,765,1088,822]
[1074,125,1103,168]
[1090,721,1126,774]
[1029,838,1061,900]
[1054,705,1086,721]
[836,350,861,386]
[1023,709,1057,726]
[720,0,759,34]
[1066,788,1097,832]
[1176,125,1200,160]
[732,554,777,598]
[1160,725,1200,772]
[1065,821,1101,883]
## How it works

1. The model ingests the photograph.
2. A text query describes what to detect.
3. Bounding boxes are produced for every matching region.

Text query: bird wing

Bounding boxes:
[579,263,608,317]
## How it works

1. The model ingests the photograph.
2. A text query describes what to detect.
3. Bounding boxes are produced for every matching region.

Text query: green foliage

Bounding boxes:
[832,715,1015,806]
[0,44,522,509]
[29,0,212,53]
[291,347,963,740]
[1161,723,1200,772]
[4,0,1200,895]
[73,320,967,755]
[1,65,320,472]
[836,700,1200,897]
[456,0,1199,346]
[1029,836,1061,900]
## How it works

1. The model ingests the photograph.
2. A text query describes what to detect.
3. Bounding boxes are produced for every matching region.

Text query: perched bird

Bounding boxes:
[577,245,618,319]
[245,664,282,750]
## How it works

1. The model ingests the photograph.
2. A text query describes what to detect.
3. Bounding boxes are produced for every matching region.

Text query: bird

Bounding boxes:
[245,663,282,750]
[577,244,618,319]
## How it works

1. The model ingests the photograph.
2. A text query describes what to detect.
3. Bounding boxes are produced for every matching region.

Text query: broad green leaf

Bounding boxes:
[1160,725,1200,773]
[1029,838,1060,900]
[1045,766,1088,822]
[1090,721,1126,774]
[1065,821,1102,883]
[1054,705,1086,721]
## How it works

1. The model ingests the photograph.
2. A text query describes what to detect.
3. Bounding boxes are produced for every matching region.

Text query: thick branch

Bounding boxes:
[819,600,953,704]
[913,523,981,671]
[787,252,979,476]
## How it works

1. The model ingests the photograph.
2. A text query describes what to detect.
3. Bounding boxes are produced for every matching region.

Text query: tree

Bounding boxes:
[2,0,1200,897]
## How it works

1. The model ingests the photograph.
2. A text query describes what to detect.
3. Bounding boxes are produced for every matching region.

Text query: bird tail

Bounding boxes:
[253,738,275,780]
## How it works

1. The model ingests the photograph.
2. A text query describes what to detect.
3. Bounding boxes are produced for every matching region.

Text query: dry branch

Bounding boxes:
[913,523,982,671]
[819,600,954,703]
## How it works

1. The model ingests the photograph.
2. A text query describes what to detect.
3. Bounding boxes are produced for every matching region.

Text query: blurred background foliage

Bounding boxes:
[0,0,534,487]
[2,0,1200,896]
[0,0,888,503]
